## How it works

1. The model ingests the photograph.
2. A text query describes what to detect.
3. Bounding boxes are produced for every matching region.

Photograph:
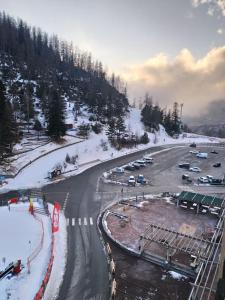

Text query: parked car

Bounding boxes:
[143,156,154,163]
[196,152,208,159]
[210,178,223,185]
[189,167,201,173]
[190,143,197,147]
[211,150,218,154]
[182,174,192,183]
[128,175,136,186]
[132,163,140,170]
[182,174,189,180]
[213,162,221,168]
[48,167,62,179]
[198,176,209,183]
[124,164,135,171]
[136,174,147,184]
[112,167,125,174]
[135,160,146,167]
[178,163,190,169]
[206,175,214,182]
[189,150,199,154]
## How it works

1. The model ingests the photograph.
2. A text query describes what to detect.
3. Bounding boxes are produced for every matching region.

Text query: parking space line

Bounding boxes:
[84,217,87,225]
[90,217,94,225]
[72,218,75,226]
[78,218,81,225]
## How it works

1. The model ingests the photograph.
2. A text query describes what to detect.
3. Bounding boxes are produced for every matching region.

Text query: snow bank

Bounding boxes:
[0,202,52,300]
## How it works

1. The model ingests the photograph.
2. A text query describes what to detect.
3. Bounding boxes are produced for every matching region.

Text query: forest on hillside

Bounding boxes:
[0,12,183,158]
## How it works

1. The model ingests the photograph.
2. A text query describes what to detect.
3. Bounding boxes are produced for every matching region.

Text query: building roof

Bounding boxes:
[179,191,224,207]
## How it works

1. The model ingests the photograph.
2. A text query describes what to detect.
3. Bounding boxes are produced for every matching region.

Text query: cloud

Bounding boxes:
[123,46,225,116]
[217,28,224,33]
[191,0,225,16]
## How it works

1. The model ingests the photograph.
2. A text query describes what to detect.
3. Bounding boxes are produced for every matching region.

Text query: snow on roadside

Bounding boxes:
[0,202,52,300]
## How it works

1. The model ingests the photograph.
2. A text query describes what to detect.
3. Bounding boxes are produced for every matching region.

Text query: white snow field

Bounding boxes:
[0,201,67,300]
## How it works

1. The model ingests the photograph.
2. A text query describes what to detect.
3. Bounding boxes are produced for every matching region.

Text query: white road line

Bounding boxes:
[78,218,81,226]
[96,177,100,192]
[66,218,69,226]
[90,217,93,225]
[72,218,75,226]
[63,192,70,211]
[84,217,87,225]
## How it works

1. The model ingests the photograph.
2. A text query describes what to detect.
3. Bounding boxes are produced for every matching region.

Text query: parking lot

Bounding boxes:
[100,145,225,196]
[99,144,225,300]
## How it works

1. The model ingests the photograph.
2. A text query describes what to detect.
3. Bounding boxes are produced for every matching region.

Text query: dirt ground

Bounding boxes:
[104,196,218,299]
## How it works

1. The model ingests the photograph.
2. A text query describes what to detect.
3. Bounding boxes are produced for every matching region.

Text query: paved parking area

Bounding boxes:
[100,145,225,195]
[100,144,225,300]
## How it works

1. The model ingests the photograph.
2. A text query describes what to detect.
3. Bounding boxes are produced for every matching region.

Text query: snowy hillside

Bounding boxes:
[0,107,221,193]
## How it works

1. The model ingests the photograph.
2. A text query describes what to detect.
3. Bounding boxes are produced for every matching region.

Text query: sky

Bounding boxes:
[1,0,225,116]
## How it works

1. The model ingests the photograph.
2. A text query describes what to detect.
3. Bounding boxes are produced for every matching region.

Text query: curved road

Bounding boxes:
[42,143,225,300]
[43,145,172,300]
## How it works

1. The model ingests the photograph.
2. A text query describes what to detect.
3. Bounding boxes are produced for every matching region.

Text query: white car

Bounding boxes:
[196,152,208,159]
[198,176,209,183]
[128,175,136,186]
[189,167,201,172]
[189,150,199,154]
[112,167,124,174]
[143,156,154,163]
[206,175,214,182]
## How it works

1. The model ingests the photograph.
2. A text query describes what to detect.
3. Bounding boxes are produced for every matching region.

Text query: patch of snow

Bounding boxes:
[168,271,188,280]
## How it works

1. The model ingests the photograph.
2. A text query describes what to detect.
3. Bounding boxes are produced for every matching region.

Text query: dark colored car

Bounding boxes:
[213,162,221,167]
[211,150,218,154]
[190,143,197,148]
[132,163,140,170]
[179,163,190,169]
[124,164,135,171]
[210,178,222,185]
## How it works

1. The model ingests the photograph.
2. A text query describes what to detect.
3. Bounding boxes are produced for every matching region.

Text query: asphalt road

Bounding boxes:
[43,144,172,300]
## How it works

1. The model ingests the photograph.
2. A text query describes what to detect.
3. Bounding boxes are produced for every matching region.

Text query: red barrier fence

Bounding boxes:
[33,234,55,300]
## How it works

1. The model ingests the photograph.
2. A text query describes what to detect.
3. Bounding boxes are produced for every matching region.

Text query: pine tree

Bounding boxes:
[106,118,116,142]
[116,116,126,137]
[47,89,66,140]
[0,80,17,156]
[33,119,42,140]
[171,102,181,134]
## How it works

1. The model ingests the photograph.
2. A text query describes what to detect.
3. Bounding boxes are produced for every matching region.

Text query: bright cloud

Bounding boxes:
[123,46,225,116]
[191,0,225,16]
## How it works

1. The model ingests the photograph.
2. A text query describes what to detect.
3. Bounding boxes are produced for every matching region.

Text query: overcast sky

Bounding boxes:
[1,0,225,115]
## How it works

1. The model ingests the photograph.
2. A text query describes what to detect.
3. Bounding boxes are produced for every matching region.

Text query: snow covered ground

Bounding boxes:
[0,201,67,300]
[0,108,222,193]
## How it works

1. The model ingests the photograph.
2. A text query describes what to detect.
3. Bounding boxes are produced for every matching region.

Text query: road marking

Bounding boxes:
[96,177,100,192]
[63,192,70,211]
[67,217,94,226]
[178,185,194,192]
